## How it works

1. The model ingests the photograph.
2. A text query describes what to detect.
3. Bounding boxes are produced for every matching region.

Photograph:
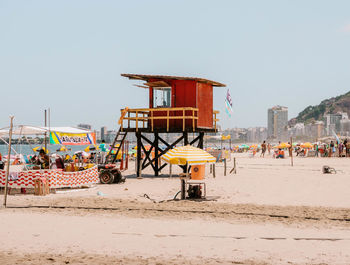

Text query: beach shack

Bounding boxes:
[113,74,225,178]
[121,74,224,132]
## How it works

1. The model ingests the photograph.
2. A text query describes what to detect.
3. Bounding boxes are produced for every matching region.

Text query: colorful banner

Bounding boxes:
[50,132,96,145]
[225,89,233,117]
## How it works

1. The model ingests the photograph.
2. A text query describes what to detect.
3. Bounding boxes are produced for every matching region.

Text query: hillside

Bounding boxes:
[290,91,350,125]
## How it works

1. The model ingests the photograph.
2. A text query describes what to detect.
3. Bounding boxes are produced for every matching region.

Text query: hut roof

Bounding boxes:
[121,74,226,87]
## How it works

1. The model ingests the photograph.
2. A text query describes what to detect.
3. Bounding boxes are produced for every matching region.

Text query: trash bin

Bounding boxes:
[191,165,205,180]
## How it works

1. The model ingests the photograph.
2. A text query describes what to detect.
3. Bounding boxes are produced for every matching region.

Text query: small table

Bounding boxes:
[179,173,206,200]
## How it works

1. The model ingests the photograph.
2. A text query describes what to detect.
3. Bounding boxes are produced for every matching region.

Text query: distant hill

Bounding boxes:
[290,91,350,125]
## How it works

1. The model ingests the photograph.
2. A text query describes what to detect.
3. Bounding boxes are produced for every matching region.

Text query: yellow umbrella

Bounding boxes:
[169,157,188,165]
[57,145,68,152]
[32,146,49,153]
[161,145,216,165]
[221,134,231,140]
[84,145,99,152]
[301,142,313,149]
[277,143,290,149]
[273,143,291,149]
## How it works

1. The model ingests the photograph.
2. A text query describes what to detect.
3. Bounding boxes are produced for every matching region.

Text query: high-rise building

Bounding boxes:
[324,112,348,135]
[101,126,107,141]
[267,106,288,140]
[77,124,92,130]
[105,130,117,143]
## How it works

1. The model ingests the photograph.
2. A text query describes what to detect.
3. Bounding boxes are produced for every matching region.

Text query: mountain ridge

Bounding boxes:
[290,91,350,125]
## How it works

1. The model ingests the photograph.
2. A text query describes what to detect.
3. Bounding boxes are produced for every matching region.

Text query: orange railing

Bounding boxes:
[119,107,219,132]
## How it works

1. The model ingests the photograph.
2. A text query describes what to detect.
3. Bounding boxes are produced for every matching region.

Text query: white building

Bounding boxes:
[267,106,288,140]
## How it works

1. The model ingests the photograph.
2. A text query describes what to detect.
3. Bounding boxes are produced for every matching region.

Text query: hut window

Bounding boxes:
[153,87,171,108]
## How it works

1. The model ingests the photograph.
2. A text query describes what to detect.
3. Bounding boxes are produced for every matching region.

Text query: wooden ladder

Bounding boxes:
[105,128,128,164]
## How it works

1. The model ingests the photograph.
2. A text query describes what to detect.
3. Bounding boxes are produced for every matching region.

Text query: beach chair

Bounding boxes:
[34,177,50,196]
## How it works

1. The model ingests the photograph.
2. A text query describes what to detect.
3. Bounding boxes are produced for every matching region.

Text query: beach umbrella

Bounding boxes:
[273,143,291,149]
[32,146,49,153]
[56,145,68,152]
[161,145,216,165]
[277,142,291,149]
[240,144,249,149]
[301,142,313,149]
[84,145,99,152]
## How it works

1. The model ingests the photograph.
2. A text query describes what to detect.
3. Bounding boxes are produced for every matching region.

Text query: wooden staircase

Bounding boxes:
[105,128,128,164]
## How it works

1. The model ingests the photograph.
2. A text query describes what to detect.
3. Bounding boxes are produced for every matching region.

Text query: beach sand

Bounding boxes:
[1,153,350,264]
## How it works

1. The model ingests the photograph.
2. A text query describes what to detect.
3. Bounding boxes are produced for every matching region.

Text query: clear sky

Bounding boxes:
[1,0,350,130]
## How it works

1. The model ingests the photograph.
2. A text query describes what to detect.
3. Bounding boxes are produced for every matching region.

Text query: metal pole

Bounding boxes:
[4,116,14,207]
[44,109,47,152]
[48,108,51,169]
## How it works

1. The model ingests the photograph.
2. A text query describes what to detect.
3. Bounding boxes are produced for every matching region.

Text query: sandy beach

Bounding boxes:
[1,153,350,264]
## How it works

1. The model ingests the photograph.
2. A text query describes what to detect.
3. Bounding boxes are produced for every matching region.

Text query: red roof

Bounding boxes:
[121,74,226,87]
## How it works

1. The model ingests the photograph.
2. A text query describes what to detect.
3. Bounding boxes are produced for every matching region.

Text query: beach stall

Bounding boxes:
[112,74,225,179]
[0,126,99,193]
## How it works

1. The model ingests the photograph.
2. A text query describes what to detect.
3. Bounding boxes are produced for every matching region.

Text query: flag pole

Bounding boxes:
[3,116,14,207]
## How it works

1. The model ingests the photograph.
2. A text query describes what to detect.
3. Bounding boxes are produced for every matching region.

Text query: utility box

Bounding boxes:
[191,164,205,180]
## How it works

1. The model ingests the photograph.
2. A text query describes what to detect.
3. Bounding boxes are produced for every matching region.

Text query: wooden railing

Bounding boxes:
[119,107,219,132]
[213,110,219,131]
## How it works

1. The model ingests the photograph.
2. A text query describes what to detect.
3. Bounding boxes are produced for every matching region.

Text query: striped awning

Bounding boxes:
[161,145,216,165]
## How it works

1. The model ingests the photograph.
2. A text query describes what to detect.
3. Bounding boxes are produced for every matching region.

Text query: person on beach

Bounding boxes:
[0,152,3,170]
[338,142,344,157]
[288,142,292,157]
[329,141,334,157]
[276,149,284,159]
[99,140,108,163]
[345,139,350,157]
[314,143,319,157]
[261,141,267,157]
[323,144,328,157]
[38,149,50,169]
[267,143,271,155]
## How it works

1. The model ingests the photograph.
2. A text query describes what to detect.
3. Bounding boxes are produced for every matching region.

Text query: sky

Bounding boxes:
[1,0,350,130]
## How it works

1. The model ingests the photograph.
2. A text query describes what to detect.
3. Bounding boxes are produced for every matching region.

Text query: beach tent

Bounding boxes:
[0,125,95,145]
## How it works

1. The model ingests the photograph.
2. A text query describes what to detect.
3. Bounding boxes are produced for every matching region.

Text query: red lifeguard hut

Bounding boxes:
[107,74,225,179]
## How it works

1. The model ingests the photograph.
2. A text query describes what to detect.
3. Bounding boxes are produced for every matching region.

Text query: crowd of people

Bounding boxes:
[258,139,350,158]
[0,148,98,172]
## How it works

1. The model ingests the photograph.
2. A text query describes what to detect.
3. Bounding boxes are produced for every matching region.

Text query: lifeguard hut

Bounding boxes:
[107,74,225,179]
